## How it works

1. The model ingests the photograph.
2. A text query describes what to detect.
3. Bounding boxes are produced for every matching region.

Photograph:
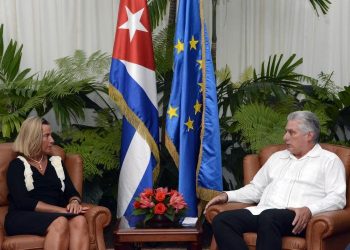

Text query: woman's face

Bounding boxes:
[41,124,54,155]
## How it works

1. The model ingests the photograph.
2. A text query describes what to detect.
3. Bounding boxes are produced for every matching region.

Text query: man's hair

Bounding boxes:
[13,117,50,157]
[287,111,320,143]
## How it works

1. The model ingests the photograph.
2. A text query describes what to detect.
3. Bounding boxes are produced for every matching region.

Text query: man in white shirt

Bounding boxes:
[205,111,346,250]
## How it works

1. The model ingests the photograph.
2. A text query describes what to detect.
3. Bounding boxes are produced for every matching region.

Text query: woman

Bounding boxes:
[5,117,89,250]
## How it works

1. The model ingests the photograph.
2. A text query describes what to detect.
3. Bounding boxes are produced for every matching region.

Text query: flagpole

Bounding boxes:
[196,0,207,214]
[196,0,206,172]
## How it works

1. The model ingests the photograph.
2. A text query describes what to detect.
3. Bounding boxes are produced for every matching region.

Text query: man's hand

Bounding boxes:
[288,206,312,234]
[204,193,228,214]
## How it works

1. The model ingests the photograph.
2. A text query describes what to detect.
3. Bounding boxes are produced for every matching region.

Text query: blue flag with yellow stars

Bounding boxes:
[165,0,223,217]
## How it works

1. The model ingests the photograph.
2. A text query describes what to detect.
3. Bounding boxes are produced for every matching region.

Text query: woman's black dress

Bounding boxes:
[5,157,81,236]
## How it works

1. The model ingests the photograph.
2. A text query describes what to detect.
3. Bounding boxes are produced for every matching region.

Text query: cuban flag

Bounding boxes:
[109,0,159,223]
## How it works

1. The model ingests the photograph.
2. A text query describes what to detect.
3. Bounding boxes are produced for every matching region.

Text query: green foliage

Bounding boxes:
[217,54,304,120]
[153,25,175,109]
[234,104,286,152]
[153,26,174,77]
[218,54,350,183]
[299,72,350,142]
[0,24,32,138]
[309,0,332,16]
[148,0,169,30]
[338,86,350,107]
[60,117,121,180]
[0,24,32,83]
[216,55,306,188]
[0,25,109,138]
[229,68,349,154]
[55,50,110,81]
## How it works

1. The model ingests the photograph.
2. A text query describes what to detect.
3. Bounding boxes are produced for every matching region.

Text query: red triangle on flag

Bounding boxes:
[112,0,155,70]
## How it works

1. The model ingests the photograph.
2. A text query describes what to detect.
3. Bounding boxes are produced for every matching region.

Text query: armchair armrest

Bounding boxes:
[205,202,254,223]
[0,206,8,250]
[83,203,112,250]
[243,155,260,185]
[306,208,350,250]
[0,224,4,250]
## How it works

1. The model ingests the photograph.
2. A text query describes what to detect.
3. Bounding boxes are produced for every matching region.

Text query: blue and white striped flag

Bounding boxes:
[109,0,159,224]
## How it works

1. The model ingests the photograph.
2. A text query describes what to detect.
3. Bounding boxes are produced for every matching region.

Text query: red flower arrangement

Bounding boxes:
[133,187,188,223]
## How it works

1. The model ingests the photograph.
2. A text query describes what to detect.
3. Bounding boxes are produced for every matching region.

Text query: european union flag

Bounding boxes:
[165,0,223,217]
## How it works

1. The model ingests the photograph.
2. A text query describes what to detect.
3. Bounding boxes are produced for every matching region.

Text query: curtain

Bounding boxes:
[0,0,349,87]
[0,0,118,74]
[203,0,350,87]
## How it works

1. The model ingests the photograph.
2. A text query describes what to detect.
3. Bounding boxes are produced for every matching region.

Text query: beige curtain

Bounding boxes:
[1,0,349,86]
[0,0,118,74]
[203,0,350,87]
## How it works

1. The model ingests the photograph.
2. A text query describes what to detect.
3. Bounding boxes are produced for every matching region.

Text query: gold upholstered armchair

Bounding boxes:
[0,143,112,250]
[205,143,350,250]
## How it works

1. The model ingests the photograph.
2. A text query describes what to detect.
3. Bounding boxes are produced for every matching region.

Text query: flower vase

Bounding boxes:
[146,215,180,228]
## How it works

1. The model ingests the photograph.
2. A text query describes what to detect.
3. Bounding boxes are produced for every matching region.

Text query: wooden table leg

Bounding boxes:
[189,241,202,250]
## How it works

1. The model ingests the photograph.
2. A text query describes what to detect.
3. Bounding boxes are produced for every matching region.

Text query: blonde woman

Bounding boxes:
[5,117,89,250]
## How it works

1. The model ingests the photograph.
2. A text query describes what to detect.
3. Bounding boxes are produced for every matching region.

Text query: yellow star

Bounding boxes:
[198,82,204,92]
[194,100,202,114]
[197,59,203,69]
[167,105,178,119]
[174,39,184,54]
[184,117,194,131]
[189,36,198,50]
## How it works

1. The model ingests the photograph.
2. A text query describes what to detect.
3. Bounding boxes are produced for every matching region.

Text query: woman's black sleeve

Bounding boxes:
[7,159,39,210]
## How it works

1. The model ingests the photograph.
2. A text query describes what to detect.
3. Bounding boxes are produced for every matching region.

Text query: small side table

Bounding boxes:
[114,216,202,250]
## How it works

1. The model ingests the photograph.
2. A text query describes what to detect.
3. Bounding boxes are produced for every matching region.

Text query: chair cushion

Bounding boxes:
[2,235,44,250]
[243,232,306,250]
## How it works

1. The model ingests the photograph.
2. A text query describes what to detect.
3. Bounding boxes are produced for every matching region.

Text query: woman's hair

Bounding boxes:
[287,110,320,143]
[13,117,50,157]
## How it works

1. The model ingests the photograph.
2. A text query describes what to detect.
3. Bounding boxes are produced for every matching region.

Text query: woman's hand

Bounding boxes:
[66,199,89,214]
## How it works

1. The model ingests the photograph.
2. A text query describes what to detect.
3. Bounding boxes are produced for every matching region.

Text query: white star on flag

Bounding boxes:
[118,6,148,42]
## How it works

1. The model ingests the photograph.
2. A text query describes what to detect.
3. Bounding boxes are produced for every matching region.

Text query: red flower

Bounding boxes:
[154,203,167,214]
[143,188,153,198]
[169,192,187,212]
[133,187,187,223]
[155,187,168,202]
[139,194,155,208]
[133,201,141,209]
[170,189,178,196]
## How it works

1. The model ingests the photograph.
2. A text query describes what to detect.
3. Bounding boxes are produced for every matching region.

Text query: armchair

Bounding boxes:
[0,143,112,250]
[206,143,350,250]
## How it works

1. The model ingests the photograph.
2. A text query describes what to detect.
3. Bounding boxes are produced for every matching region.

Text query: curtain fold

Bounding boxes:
[0,0,349,86]
[204,0,350,87]
[0,0,118,74]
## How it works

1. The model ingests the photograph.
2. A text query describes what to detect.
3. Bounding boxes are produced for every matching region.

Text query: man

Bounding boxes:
[205,111,346,250]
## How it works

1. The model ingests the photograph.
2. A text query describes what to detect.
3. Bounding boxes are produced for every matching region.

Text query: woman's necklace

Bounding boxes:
[28,155,44,171]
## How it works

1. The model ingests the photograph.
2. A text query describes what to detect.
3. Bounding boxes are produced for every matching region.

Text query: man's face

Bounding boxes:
[283,119,313,158]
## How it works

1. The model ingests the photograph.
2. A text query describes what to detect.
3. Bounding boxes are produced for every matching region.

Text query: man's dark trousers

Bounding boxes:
[212,208,304,250]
